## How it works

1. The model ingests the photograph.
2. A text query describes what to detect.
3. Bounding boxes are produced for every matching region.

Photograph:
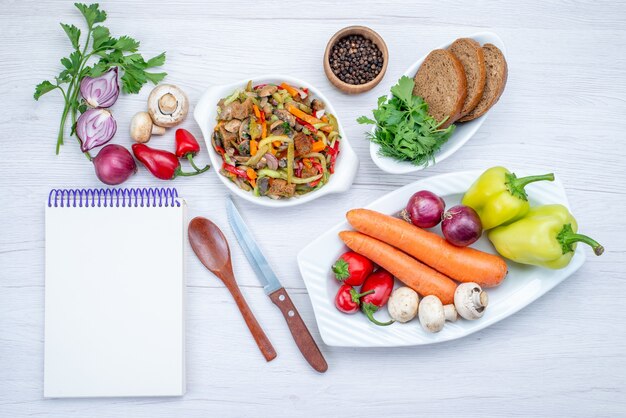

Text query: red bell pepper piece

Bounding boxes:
[334,284,375,314]
[328,140,340,174]
[295,117,318,134]
[175,129,210,174]
[360,269,395,326]
[132,143,204,180]
[222,162,249,179]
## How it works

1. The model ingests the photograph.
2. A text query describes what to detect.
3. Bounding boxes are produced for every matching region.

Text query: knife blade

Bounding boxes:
[226,196,328,373]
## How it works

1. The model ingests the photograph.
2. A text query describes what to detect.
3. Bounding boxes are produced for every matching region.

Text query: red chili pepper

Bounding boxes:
[132,143,203,180]
[175,129,210,174]
[222,162,249,179]
[215,145,226,157]
[334,284,375,314]
[328,140,340,174]
[332,251,374,286]
[295,117,318,134]
[309,178,322,187]
[360,269,395,326]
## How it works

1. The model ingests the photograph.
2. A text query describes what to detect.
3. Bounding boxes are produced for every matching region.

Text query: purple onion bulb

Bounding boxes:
[92,144,137,185]
[403,190,446,228]
[441,205,483,247]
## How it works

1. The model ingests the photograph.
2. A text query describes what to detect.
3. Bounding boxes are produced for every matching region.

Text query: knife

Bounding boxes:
[226,196,328,373]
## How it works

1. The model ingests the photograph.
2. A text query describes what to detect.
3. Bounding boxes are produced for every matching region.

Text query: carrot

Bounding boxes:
[339,231,457,304]
[250,139,258,156]
[252,105,261,119]
[346,209,508,287]
[311,140,326,153]
[280,82,299,97]
[286,104,333,133]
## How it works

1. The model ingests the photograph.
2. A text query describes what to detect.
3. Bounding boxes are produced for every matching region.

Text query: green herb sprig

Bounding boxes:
[34,3,167,158]
[357,76,455,166]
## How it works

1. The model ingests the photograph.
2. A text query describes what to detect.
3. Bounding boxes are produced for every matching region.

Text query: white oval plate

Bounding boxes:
[297,170,585,347]
[193,75,359,208]
[370,32,506,174]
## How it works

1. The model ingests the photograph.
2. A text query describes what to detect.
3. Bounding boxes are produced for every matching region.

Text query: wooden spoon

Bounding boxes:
[188,217,277,362]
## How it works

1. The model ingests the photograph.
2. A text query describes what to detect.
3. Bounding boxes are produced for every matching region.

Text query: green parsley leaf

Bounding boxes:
[356,115,375,125]
[144,71,167,85]
[114,36,140,52]
[358,76,455,167]
[92,25,113,50]
[60,23,81,50]
[34,81,58,100]
[145,52,166,68]
[74,3,106,28]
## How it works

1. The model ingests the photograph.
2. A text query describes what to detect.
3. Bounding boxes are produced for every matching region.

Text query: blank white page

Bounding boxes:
[44,201,186,398]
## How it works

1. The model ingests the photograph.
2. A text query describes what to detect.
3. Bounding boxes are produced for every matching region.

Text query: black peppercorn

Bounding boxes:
[329,34,384,85]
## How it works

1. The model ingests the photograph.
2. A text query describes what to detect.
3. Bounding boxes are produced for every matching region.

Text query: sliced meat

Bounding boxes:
[311,99,325,112]
[219,98,253,121]
[268,179,295,198]
[294,132,312,156]
[218,125,238,149]
[275,109,296,127]
[224,119,242,133]
[258,85,278,97]
[300,166,319,179]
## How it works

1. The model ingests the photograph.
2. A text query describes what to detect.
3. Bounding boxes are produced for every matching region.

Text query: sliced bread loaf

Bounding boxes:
[413,49,467,128]
[448,38,486,118]
[459,43,508,122]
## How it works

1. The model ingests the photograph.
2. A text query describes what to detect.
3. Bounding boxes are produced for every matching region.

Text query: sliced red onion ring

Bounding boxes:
[76,108,117,152]
[265,153,279,170]
[80,67,120,108]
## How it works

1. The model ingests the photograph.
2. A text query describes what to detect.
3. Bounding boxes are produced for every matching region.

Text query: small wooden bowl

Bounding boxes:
[323,26,389,94]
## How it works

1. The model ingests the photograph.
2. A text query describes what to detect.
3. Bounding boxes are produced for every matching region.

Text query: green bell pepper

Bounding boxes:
[462,166,555,230]
[488,204,604,269]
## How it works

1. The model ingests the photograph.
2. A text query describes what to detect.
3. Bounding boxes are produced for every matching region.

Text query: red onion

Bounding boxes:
[441,205,483,247]
[76,108,117,152]
[93,144,137,185]
[80,67,120,108]
[264,153,279,170]
[403,190,446,228]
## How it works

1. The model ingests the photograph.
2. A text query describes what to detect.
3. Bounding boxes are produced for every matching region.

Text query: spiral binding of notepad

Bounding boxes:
[48,188,181,208]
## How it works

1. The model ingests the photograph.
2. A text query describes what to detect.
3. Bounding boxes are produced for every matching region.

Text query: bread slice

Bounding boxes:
[413,49,467,128]
[448,38,486,117]
[459,43,508,122]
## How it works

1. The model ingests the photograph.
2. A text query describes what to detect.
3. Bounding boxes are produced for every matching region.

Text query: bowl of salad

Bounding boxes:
[194,76,359,207]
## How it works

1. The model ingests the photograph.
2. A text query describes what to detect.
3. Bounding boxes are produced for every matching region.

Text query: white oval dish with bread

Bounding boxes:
[370,32,508,174]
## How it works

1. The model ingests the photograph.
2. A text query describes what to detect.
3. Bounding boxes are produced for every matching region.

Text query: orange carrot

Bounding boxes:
[311,140,326,153]
[286,104,333,133]
[250,139,258,156]
[346,209,508,287]
[339,231,457,304]
[280,82,299,97]
[252,105,261,119]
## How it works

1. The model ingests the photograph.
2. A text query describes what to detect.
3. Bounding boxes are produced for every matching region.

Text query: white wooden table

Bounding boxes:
[1,0,625,416]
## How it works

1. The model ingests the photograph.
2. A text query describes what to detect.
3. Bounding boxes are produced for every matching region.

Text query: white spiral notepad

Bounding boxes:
[44,188,186,398]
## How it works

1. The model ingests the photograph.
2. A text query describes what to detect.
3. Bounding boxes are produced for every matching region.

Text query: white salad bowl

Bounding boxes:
[298,170,585,347]
[194,75,359,208]
[370,32,506,174]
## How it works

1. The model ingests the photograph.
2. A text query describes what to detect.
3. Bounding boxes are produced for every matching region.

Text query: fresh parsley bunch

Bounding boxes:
[34,3,167,155]
[357,76,455,166]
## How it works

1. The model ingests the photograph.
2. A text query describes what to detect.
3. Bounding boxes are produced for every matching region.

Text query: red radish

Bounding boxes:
[402,190,446,228]
[442,205,483,247]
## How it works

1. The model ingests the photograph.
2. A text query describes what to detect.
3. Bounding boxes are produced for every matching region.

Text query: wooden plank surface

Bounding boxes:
[1,0,625,416]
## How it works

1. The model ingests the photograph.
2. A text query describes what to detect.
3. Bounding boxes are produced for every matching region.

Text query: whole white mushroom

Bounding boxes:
[387,287,419,323]
[454,282,489,320]
[418,295,458,333]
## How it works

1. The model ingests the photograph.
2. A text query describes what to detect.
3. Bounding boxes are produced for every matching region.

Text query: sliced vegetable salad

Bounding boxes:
[212,81,341,199]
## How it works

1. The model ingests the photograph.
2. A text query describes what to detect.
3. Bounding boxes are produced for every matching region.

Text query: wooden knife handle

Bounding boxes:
[269,288,328,373]
[224,280,277,362]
